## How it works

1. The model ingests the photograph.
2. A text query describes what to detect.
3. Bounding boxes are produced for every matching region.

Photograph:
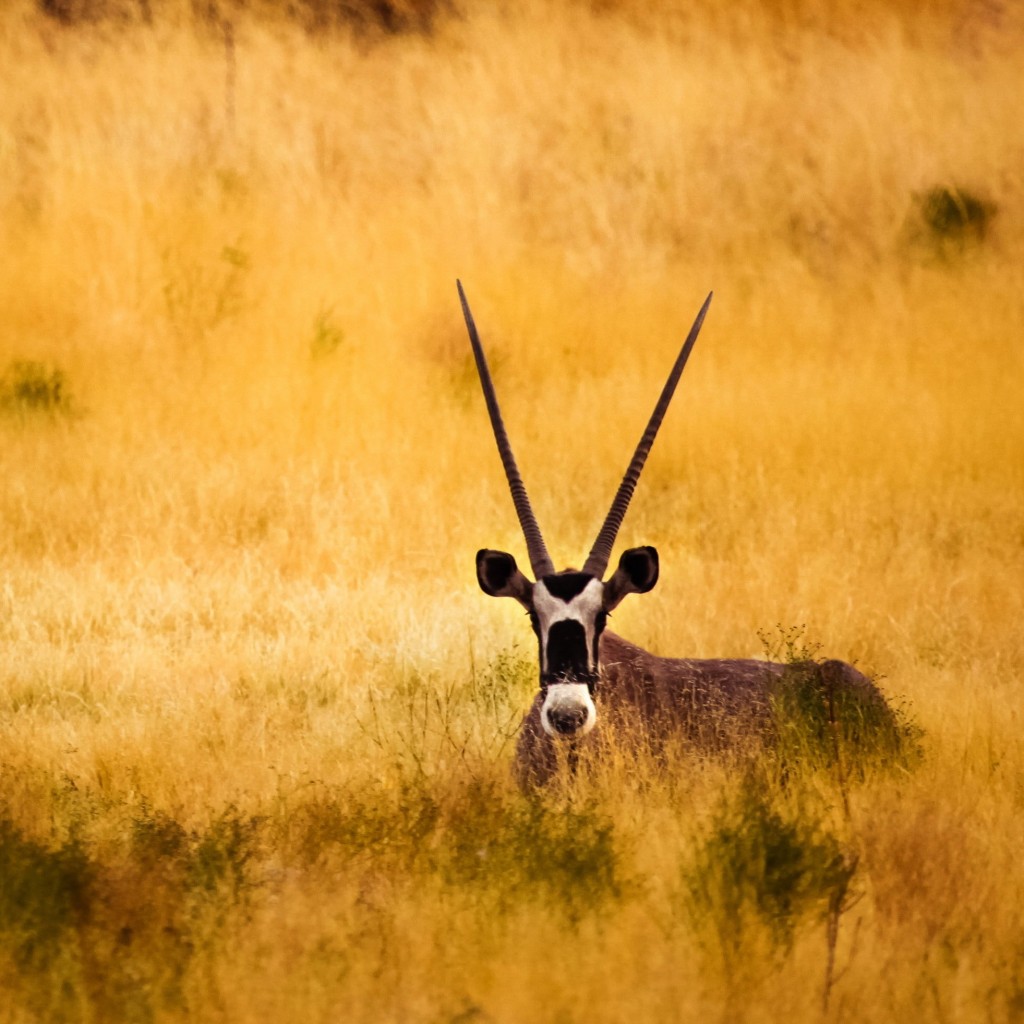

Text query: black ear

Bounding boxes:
[476,549,533,606]
[603,546,659,610]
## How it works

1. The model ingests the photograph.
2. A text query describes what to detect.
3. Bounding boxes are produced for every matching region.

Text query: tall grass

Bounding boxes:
[1,0,1022,1020]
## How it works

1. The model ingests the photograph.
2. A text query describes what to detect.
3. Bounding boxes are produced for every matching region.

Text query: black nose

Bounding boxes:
[547,705,588,735]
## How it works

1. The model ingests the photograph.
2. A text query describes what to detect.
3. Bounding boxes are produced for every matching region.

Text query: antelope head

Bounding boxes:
[458,281,712,740]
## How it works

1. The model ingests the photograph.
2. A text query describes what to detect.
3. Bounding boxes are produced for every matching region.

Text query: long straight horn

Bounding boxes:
[581,292,713,580]
[458,280,556,579]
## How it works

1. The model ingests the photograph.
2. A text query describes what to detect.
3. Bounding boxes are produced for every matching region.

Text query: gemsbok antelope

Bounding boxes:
[457,281,896,787]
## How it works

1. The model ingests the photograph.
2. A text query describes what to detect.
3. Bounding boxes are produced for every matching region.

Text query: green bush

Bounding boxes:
[288,775,624,918]
[908,185,996,260]
[759,625,920,779]
[686,781,856,952]
[0,819,93,971]
[768,660,914,776]
[0,360,73,417]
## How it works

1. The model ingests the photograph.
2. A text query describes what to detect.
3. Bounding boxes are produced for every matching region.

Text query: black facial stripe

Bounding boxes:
[540,573,595,602]
[592,610,607,670]
[545,619,590,681]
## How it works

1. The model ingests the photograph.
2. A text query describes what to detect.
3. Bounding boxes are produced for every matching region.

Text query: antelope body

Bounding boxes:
[458,282,892,787]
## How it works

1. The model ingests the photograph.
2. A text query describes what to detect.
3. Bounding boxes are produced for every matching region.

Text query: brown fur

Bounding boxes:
[514,631,890,788]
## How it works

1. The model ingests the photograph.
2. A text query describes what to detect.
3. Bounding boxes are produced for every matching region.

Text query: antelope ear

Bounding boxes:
[476,549,534,607]
[603,546,659,610]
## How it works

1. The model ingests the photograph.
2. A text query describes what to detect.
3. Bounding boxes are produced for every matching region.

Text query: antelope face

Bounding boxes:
[476,546,659,739]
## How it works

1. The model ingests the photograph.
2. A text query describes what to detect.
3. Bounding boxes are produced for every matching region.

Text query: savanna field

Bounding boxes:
[2,0,1023,1020]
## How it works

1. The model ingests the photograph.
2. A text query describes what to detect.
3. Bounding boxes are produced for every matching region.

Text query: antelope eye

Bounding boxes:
[595,610,608,634]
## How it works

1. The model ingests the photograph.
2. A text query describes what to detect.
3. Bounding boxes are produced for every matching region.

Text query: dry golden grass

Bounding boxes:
[1,0,1023,1020]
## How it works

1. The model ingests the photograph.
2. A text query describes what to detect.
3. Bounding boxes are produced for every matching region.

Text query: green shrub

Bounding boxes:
[686,781,856,953]
[768,660,913,776]
[0,360,73,417]
[131,805,263,905]
[908,185,996,260]
[289,775,623,918]
[436,780,623,915]
[310,307,346,359]
[0,818,93,971]
[759,625,920,779]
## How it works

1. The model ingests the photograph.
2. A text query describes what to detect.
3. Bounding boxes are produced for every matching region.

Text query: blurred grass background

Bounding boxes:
[1,0,1022,1020]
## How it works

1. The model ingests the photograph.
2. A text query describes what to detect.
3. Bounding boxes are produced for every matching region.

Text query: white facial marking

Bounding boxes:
[532,577,606,677]
[541,683,598,739]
